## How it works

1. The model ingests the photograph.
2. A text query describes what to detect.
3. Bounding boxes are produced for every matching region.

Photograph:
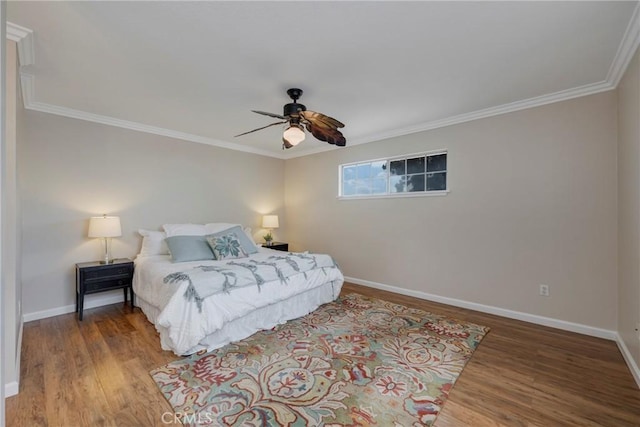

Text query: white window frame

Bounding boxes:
[338,149,449,200]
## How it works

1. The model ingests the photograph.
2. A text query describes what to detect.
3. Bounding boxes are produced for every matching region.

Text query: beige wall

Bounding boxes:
[617,46,640,367]
[286,92,618,329]
[19,111,284,316]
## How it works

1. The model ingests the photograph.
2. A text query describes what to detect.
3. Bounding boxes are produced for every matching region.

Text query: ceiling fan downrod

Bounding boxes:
[283,88,306,116]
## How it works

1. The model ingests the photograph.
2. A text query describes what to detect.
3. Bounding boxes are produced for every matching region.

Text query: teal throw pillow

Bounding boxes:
[165,235,215,263]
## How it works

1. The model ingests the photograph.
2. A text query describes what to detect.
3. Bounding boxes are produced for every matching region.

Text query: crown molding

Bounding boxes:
[6,22,34,66]
[348,80,614,146]
[19,73,35,112]
[7,11,640,160]
[606,2,640,87]
[23,97,284,159]
[283,80,614,159]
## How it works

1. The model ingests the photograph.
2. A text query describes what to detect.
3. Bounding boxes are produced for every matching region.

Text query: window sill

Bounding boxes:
[337,190,449,201]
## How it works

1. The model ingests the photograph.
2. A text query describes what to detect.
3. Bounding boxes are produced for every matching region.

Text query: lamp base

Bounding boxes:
[100,237,114,264]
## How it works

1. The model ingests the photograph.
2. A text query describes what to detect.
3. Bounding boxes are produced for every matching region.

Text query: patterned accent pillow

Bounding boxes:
[206,233,249,260]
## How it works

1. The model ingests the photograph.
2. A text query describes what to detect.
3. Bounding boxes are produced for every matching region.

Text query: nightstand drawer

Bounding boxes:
[84,277,130,293]
[84,266,131,281]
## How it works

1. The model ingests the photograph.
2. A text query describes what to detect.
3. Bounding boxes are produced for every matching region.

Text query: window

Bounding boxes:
[339,151,447,198]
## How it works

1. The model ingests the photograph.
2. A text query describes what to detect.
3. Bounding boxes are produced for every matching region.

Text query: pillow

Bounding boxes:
[165,235,215,263]
[138,229,169,256]
[204,223,239,234]
[205,225,258,260]
[206,234,249,260]
[243,227,260,248]
[210,224,259,248]
[162,223,208,237]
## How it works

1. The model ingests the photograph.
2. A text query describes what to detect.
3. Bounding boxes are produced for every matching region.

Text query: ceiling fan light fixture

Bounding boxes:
[283,124,305,146]
[237,88,345,150]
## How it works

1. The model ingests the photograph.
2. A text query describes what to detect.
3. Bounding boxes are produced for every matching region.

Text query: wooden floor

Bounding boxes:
[6,283,640,426]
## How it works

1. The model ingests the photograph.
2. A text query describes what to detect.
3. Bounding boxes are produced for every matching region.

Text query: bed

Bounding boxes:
[132,224,344,355]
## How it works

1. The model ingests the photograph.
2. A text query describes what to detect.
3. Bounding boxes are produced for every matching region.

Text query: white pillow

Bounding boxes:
[162,223,208,237]
[243,227,260,248]
[138,229,170,256]
[204,223,239,234]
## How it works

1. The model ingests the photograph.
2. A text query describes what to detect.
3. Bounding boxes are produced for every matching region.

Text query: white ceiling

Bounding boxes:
[7,1,640,159]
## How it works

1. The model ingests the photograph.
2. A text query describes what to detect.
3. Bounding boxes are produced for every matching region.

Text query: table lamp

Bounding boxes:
[88,215,122,264]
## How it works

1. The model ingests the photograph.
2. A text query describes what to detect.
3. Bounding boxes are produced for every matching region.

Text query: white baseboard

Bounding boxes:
[615,333,640,389]
[22,292,125,322]
[345,276,617,340]
[5,381,18,397]
[346,277,640,389]
[3,319,24,398]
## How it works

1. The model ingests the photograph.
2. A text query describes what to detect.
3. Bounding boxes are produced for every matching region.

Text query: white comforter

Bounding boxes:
[133,249,344,355]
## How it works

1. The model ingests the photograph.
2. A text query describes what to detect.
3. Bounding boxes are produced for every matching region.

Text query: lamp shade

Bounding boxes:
[282,124,305,146]
[88,215,122,238]
[262,215,279,229]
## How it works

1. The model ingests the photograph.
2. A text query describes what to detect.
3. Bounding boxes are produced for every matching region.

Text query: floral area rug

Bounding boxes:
[150,293,489,426]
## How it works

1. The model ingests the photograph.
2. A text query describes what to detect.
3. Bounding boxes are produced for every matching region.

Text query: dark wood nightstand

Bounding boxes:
[262,242,289,252]
[75,258,134,321]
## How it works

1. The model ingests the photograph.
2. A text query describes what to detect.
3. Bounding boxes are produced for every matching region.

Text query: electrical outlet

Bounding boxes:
[539,284,550,297]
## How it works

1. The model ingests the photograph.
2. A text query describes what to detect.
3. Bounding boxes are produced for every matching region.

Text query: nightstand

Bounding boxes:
[75,258,134,321]
[262,242,289,252]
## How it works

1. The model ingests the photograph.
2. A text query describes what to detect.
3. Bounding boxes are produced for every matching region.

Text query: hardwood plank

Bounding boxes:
[4,321,47,427]
[78,320,131,413]
[43,317,112,426]
[5,283,640,426]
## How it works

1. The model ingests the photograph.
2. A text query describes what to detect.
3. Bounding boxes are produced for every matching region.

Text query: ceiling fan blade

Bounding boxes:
[300,110,345,129]
[305,123,347,147]
[252,110,287,120]
[234,120,288,137]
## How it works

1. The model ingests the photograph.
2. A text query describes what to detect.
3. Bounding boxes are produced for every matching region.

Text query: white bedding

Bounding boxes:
[133,248,344,355]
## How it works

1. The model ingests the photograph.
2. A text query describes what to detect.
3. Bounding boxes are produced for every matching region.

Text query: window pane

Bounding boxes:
[427,154,447,172]
[356,163,370,179]
[407,174,425,192]
[355,179,372,195]
[342,178,357,196]
[371,178,387,194]
[371,161,387,178]
[407,157,425,174]
[390,175,406,193]
[389,160,405,176]
[427,172,447,191]
[343,165,356,181]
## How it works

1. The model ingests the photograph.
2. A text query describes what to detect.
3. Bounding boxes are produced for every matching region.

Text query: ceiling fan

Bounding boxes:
[235,88,346,149]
